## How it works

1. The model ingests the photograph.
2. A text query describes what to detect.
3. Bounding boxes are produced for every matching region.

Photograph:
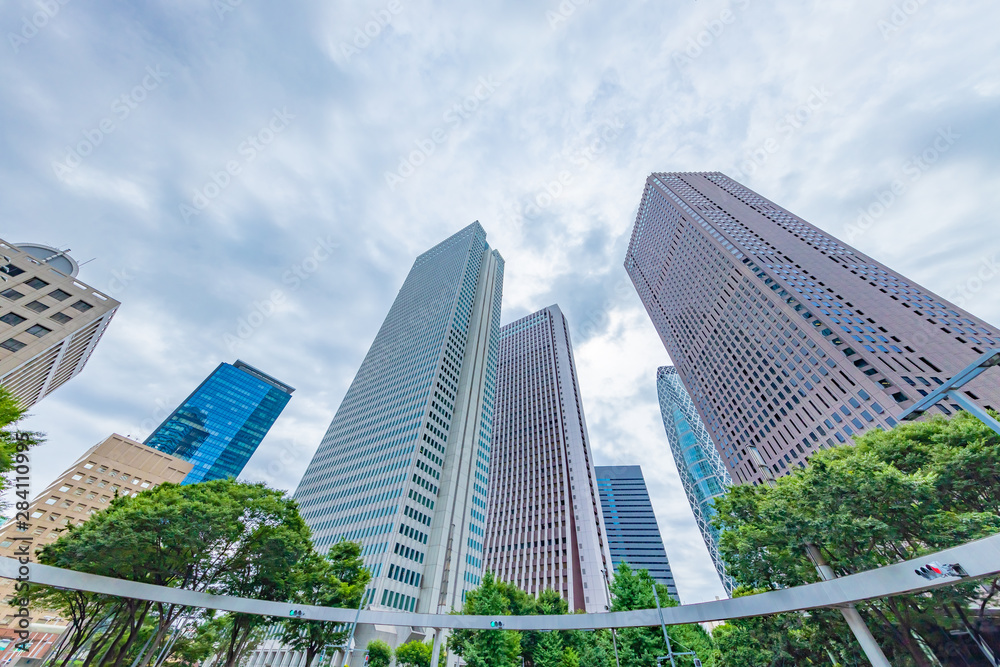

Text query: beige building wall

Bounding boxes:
[0,239,119,410]
[0,434,192,634]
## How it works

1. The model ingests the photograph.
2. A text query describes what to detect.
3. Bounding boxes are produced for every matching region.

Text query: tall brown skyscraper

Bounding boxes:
[485,305,611,612]
[626,172,1000,485]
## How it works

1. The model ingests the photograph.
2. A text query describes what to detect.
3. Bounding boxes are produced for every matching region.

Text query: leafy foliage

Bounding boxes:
[0,386,43,511]
[395,638,445,667]
[713,411,1000,666]
[278,542,371,667]
[448,572,522,667]
[366,639,393,667]
[449,566,712,667]
[36,479,328,667]
[606,562,714,667]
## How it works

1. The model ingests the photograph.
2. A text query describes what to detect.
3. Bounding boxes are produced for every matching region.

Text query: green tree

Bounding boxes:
[0,386,43,513]
[713,411,1000,665]
[37,480,313,667]
[448,572,521,667]
[366,639,393,667]
[278,542,371,667]
[396,639,445,667]
[607,562,714,667]
[559,647,579,667]
[533,631,563,667]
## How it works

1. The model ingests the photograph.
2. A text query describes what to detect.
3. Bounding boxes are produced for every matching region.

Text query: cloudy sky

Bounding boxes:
[3,0,999,604]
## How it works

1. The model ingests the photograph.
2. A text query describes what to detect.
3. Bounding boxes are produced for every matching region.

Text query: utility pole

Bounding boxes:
[342,593,367,667]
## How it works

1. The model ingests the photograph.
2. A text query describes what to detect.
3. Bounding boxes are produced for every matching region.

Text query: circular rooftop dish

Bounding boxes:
[14,243,79,277]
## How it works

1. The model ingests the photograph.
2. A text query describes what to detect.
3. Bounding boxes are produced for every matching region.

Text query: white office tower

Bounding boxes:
[293,223,503,661]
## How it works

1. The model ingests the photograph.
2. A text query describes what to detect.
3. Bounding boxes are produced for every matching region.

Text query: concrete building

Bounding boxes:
[595,465,678,600]
[293,223,503,660]
[0,240,119,409]
[656,366,733,595]
[484,305,611,613]
[0,434,192,642]
[145,360,294,484]
[625,172,1000,485]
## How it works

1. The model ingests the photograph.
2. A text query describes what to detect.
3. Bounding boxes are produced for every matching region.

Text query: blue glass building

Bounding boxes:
[595,465,678,600]
[293,222,503,631]
[145,360,294,485]
[656,366,734,594]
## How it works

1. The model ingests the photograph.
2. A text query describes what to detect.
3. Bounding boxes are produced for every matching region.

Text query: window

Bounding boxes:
[25,300,48,313]
[45,497,58,505]
[0,338,25,352]
[0,264,25,277]
[72,300,93,312]
[48,288,71,301]
[27,324,51,337]
[25,277,48,289]
[0,288,24,300]
[0,312,25,326]
[50,312,73,324]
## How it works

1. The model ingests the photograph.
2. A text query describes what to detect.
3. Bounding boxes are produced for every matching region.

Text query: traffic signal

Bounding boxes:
[914,562,968,581]
[289,609,305,618]
[489,620,504,629]
[693,660,702,667]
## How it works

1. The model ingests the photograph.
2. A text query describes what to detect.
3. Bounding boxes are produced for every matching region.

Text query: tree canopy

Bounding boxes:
[448,565,713,667]
[35,479,324,667]
[713,411,1000,666]
[0,385,43,511]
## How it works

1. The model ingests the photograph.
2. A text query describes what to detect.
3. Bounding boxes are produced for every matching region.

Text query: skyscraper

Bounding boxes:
[656,366,733,595]
[0,240,119,409]
[145,360,294,484]
[293,223,503,654]
[594,465,677,600]
[625,172,1000,485]
[485,305,611,613]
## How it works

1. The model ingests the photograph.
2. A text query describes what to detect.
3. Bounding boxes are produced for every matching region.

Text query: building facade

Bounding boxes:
[292,223,503,657]
[0,240,119,409]
[594,465,677,600]
[0,434,192,638]
[145,360,294,484]
[656,366,733,595]
[485,306,611,612]
[625,172,1000,485]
